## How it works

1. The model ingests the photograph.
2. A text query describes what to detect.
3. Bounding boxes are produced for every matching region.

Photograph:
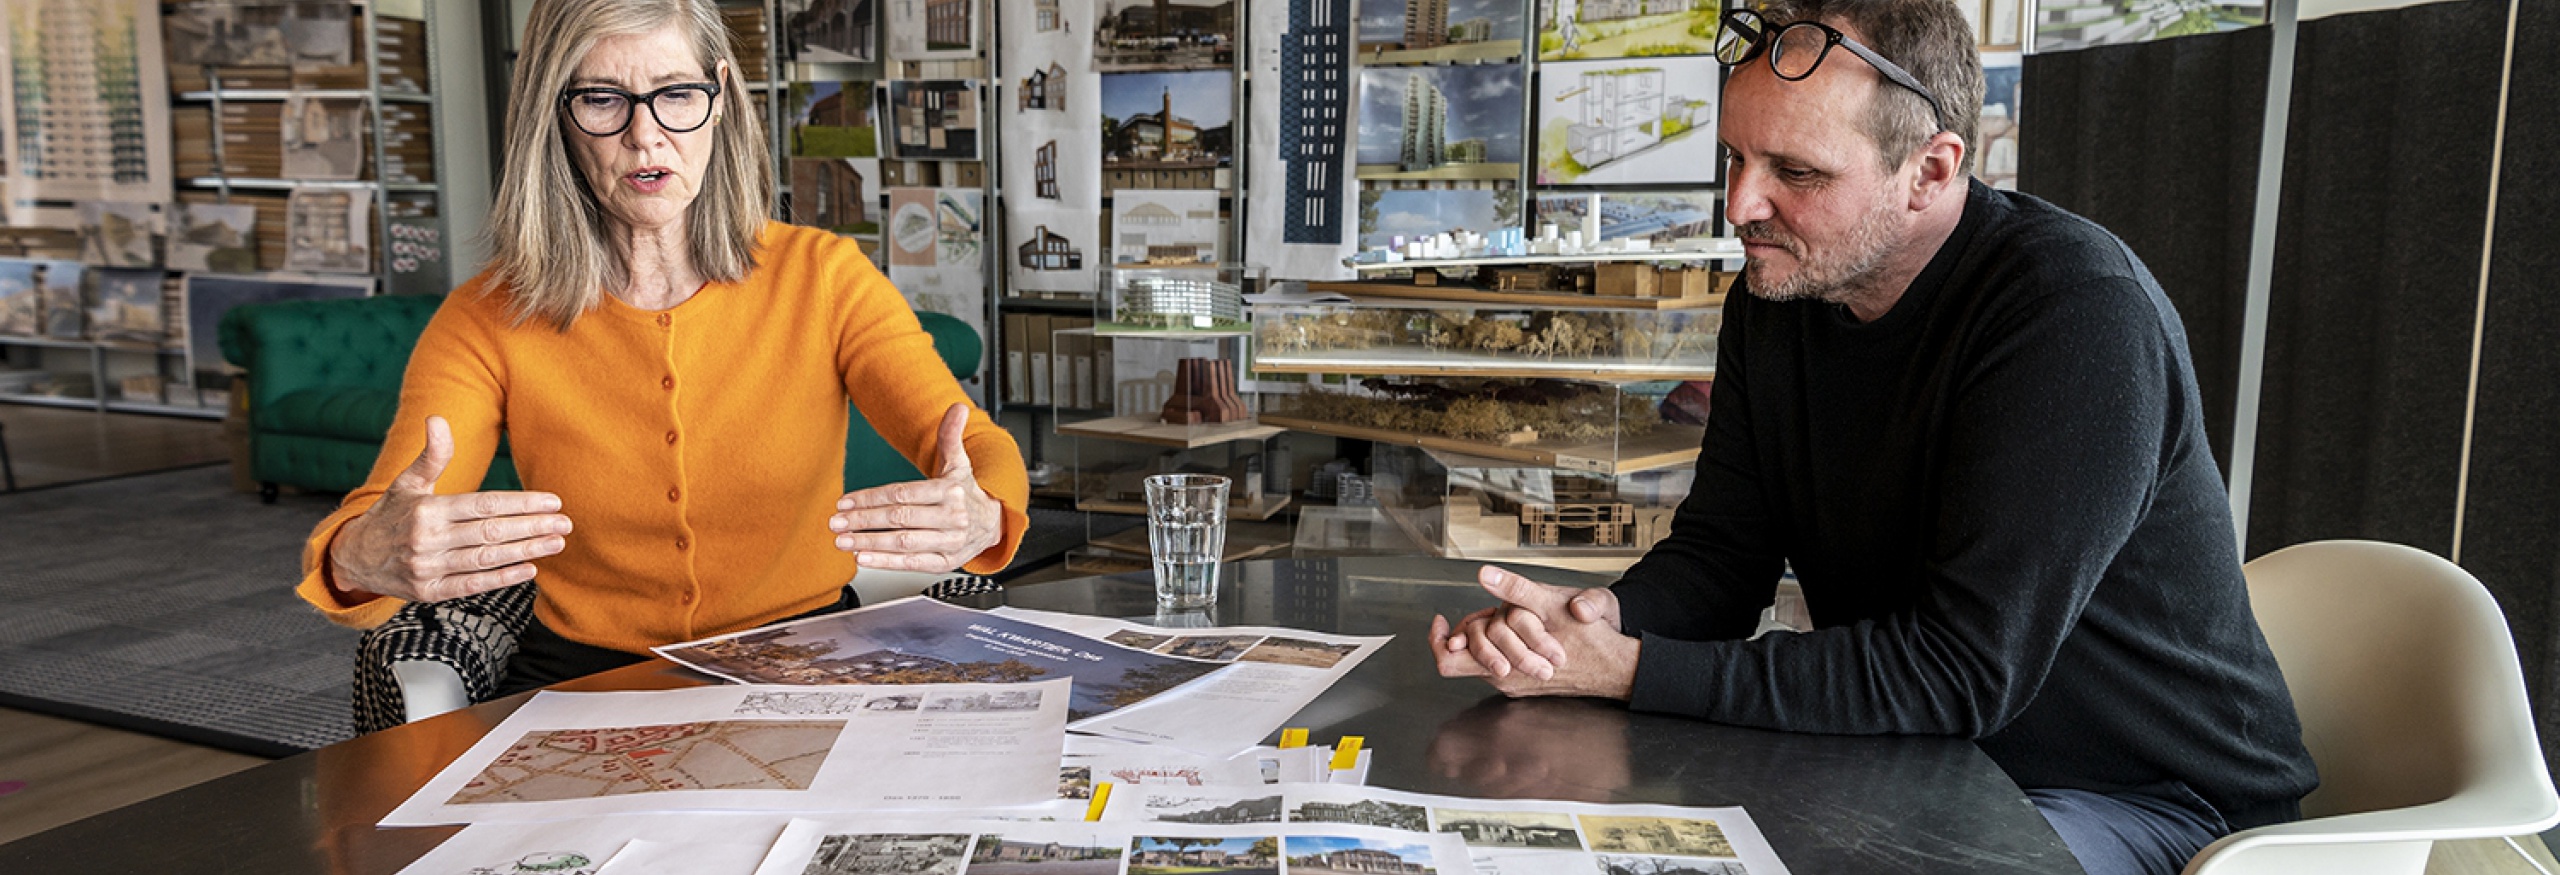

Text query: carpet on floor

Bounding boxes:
[0,466,1121,756]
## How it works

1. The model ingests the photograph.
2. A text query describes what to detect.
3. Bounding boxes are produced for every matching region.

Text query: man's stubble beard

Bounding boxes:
[1738,188,1905,307]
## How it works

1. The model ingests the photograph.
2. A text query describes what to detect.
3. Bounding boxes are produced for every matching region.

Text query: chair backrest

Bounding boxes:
[844,310,982,493]
[2243,540,2550,821]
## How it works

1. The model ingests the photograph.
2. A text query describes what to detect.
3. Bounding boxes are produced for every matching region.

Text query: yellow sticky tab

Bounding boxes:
[1330,736,1364,771]
[1086,782,1113,821]
[1279,728,1309,749]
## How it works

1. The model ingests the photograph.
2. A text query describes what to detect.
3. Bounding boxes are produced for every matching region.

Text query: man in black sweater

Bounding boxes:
[1430,2,2315,873]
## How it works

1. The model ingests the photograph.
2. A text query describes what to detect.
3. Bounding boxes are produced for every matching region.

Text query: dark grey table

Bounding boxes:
[0,557,2080,873]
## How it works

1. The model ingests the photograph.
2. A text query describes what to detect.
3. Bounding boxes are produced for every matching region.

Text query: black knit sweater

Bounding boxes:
[1613,180,2317,830]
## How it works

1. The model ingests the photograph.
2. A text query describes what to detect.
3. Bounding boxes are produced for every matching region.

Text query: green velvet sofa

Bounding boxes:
[219,294,982,500]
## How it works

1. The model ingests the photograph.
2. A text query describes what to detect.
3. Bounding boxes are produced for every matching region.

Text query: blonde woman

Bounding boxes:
[297,0,1026,694]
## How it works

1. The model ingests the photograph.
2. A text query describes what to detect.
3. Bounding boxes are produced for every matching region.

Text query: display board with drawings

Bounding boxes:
[999,0,1102,296]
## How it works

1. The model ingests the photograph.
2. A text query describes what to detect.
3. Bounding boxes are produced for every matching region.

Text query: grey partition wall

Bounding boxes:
[2019,0,2560,771]
[2019,29,2269,473]
[2462,0,2560,779]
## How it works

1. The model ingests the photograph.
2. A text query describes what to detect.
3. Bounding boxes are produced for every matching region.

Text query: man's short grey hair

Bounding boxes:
[1750,0,1984,172]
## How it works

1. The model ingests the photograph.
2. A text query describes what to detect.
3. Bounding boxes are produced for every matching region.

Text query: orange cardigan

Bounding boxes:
[296,222,1027,653]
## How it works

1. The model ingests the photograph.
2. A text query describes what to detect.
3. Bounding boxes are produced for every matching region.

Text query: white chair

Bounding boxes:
[2183,540,2560,874]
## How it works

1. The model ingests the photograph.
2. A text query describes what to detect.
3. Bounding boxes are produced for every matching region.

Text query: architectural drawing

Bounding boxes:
[0,261,40,337]
[1536,0,1718,62]
[1035,141,1060,198]
[1036,0,1065,32]
[886,80,981,161]
[9,0,173,211]
[1279,0,1350,244]
[1535,57,1717,185]
[1019,225,1085,271]
[2035,0,2263,51]
[1022,63,1069,111]
[447,721,842,805]
[1112,189,1220,265]
[1356,64,1521,181]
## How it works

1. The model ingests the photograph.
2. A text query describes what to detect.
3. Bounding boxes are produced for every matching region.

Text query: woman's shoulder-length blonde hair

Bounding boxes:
[484,0,774,330]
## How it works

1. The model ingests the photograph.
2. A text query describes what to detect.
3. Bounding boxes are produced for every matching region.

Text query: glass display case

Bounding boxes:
[1257,375,1705,476]
[1363,442,1696,570]
[1099,264,1265,336]
[1251,298,1719,381]
[1048,327,1294,568]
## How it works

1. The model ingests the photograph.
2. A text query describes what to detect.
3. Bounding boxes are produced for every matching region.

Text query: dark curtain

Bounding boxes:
[2460,0,2560,771]
[2243,1,2505,561]
[2017,28,2268,474]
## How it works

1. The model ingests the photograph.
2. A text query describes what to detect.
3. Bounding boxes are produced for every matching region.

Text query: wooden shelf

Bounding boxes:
[1348,241,1743,273]
[1077,492,1294,521]
[1260,414,1702,476]
[1055,414,1285,449]
[1303,280,1725,311]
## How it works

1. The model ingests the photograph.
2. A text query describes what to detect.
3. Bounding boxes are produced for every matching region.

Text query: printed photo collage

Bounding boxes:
[1096,783,1789,875]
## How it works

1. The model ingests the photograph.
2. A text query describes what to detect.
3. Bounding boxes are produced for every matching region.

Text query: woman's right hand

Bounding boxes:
[328,415,571,603]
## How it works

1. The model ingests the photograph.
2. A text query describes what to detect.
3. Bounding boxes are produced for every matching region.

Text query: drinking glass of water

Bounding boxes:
[1144,474,1229,610]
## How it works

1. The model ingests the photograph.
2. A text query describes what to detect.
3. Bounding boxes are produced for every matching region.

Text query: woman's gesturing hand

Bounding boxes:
[829,403,1003,573]
[330,416,572,602]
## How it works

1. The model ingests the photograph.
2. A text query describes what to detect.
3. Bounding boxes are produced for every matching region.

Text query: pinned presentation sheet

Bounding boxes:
[381,680,1072,826]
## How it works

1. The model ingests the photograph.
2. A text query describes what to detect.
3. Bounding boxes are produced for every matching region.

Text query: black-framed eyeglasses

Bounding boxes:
[1714,9,1950,134]
[559,81,722,137]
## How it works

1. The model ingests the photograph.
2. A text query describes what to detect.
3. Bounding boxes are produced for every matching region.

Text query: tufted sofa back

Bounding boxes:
[220,294,444,419]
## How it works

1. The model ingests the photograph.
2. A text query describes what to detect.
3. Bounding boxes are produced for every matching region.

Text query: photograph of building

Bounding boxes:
[1356,0,1523,63]
[789,0,876,62]
[1534,191,1718,248]
[1535,57,1717,185]
[1129,836,1279,875]
[789,157,877,234]
[1101,71,1233,192]
[1094,0,1237,71]
[1290,799,1431,831]
[805,833,973,875]
[970,837,1122,875]
[1356,64,1522,181]
[1537,0,1717,62]
[925,0,971,50]
[1430,809,1583,849]
[1284,837,1437,875]
[1035,141,1061,198]
[791,81,881,158]
[1356,187,1517,251]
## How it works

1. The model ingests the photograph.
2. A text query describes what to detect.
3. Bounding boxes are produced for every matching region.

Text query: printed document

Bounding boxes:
[381,680,1071,826]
